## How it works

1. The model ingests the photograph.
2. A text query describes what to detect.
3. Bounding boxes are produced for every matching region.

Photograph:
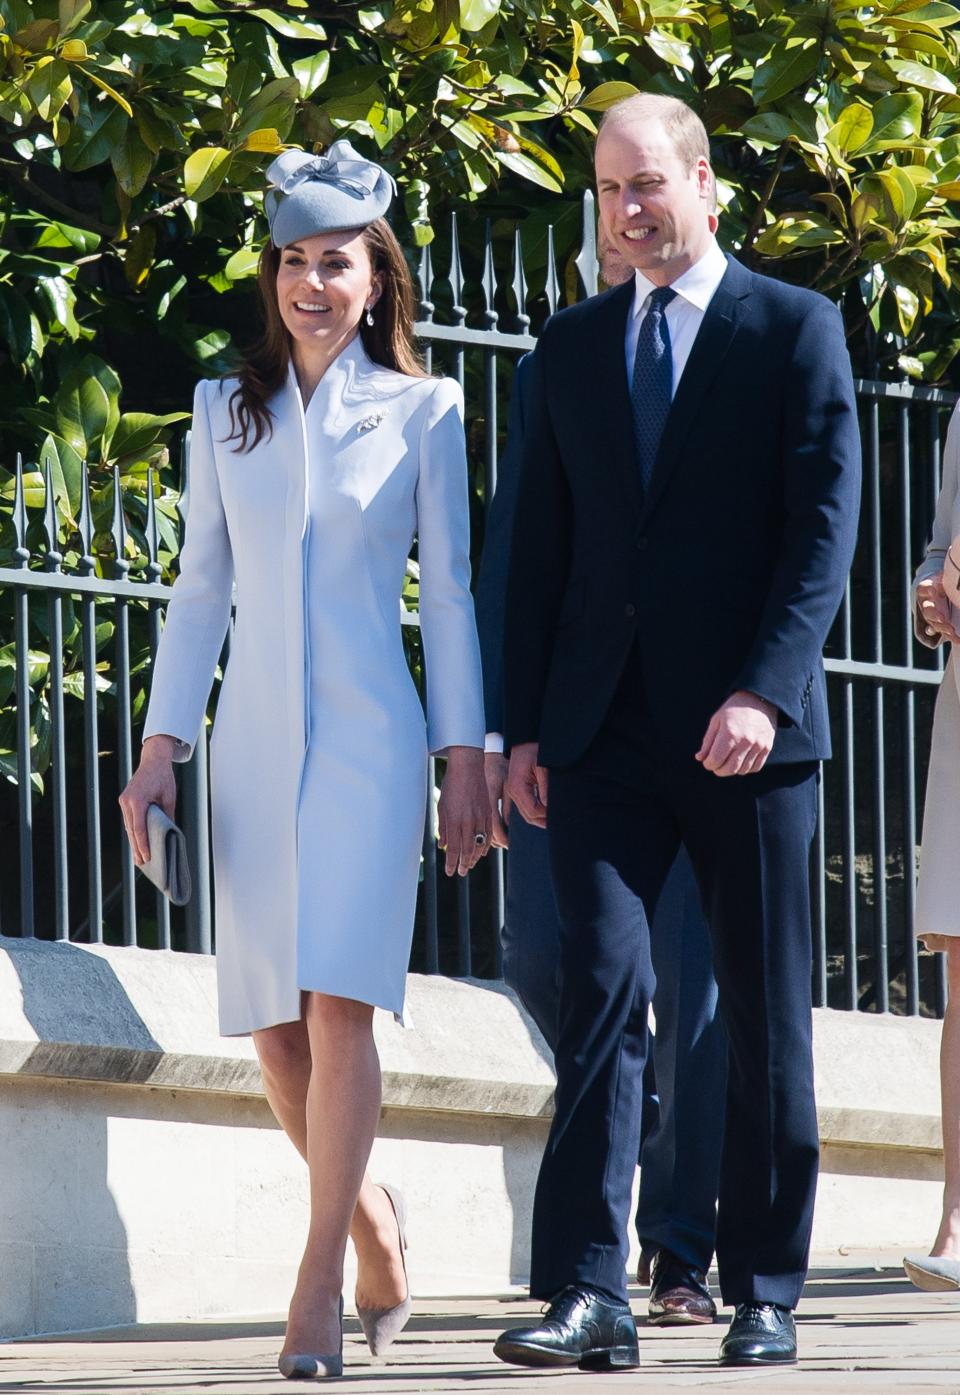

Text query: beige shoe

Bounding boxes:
[357,1184,412,1356]
[278,1296,343,1379]
[903,1254,960,1292]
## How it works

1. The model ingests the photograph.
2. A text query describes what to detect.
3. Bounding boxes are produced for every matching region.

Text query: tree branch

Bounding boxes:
[740,141,789,259]
[0,162,115,238]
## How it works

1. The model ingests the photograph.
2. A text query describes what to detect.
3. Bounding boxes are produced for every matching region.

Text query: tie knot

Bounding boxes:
[647,286,676,313]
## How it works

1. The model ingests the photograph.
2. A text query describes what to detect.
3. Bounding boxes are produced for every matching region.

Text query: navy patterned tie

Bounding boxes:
[631,285,677,500]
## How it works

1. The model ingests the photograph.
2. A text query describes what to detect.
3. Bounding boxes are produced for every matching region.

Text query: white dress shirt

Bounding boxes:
[625,237,728,388]
[485,240,728,754]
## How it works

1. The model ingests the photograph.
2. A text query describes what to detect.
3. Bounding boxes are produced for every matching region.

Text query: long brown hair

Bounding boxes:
[226,218,427,452]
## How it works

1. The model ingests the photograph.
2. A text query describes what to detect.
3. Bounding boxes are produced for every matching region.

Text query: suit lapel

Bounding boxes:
[637,256,752,530]
[583,280,644,521]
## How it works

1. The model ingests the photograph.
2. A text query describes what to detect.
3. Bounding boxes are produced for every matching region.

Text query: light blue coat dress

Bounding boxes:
[144,336,486,1034]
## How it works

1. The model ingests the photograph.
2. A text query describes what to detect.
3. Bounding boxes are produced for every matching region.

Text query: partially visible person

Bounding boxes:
[475,230,726,1327]
[904,403,960,1293]
[120,141,489,1380]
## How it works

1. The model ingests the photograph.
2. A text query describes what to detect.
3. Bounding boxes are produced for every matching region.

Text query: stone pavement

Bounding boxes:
[2,1259,959,1394]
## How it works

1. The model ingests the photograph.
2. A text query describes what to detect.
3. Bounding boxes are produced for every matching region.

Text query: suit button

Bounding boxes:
[636,537,648,551]
[625,603,636,618]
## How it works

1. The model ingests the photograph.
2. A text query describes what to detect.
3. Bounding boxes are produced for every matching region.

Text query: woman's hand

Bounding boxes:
[119,735,178,866]
[917,574,960,645]
[438,746,492,877]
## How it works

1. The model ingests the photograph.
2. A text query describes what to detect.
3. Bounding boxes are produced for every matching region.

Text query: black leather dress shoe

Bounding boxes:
[647,1250,717,1326]
[494,1286,640,1370]
[719,1302,797,1365]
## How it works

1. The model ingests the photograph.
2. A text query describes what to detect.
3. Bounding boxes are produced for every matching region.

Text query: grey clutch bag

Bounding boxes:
[141,803,192,906]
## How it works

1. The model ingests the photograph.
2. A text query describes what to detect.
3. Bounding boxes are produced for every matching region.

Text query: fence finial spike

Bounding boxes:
[111,463,129,576]
[42,454,59,559]
[417,241,435,321]
[545,223,560,317]
[481,218,498,330]
[13,452,28,564]
[512,226,530,333]
[575,188,599,300]
[145,465,160,578]
[77,462,94,570]
[450,211,465,321]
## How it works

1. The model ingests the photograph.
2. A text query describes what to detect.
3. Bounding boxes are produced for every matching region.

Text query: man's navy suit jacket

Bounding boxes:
[475,353,533,736]
[502,254,862,769]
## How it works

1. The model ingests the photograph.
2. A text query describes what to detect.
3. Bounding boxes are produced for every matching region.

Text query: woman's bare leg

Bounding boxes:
[253,1013,407,1312]
[254,992,399,1358]
[931,940,960,1259]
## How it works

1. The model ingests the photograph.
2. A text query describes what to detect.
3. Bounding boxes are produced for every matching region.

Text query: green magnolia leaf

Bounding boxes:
[58,0,92,35]
[889,59,957,94]
[740,113,796,145]
[183,145,233,201]
[55,363,113,458]
[111,123,153,197]
[247,8,326,40]
[580,80,641,111]
[234,76,300,139]
[894,283,920,334]
[39,432,83,517]
[752,40,819,106]
[754,216,844,254]
[495,149,562,192]
[0,286,38,364]
[109,412,190,461]
[859,92,923,153]
[827,102,873,155]
[61,101,127,172]
[292,51,330,98]
[124,224,157,288]
[460,0,501,32]
[224,246,261,280]
[25,56,72,120]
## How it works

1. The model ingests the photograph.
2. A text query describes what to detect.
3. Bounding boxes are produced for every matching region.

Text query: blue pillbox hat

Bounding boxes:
[264,139,396,248]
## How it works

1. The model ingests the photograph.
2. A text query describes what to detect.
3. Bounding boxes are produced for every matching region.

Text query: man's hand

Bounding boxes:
[505,742,549,828]
[484,752,512,848]
[696,690,777,777]
[916,573,960,645]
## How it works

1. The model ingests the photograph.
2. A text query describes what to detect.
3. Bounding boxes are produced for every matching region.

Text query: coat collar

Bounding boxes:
[283,334,420,425]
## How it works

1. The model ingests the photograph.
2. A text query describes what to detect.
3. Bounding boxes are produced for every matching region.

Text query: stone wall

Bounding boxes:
[0,937,944,1336]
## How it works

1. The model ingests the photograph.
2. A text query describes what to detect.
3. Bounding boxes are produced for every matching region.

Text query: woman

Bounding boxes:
[904,403,960,1293]
[120,141,490,1377]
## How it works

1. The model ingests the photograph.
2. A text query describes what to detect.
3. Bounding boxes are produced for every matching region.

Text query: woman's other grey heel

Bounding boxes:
[357,1183,412,1355]
[278,1296,344,1379]
[903,1254,960,1291]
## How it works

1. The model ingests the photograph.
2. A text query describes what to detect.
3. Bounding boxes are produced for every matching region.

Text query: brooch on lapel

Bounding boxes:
[357,411,385,434]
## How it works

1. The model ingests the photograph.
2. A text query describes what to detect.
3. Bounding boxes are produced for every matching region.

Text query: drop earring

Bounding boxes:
[365,307,374,326]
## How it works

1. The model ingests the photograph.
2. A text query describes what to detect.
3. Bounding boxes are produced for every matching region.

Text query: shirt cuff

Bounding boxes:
[484,732,505,754]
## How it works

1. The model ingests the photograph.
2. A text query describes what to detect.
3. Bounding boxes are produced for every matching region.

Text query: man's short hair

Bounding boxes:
[599,93,710,174]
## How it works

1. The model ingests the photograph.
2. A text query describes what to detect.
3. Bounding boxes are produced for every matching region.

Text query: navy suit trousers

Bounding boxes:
[529,651,820,1309]
[501,814,726,1275]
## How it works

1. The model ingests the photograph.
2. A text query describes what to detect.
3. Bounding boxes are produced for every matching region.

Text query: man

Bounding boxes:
[493,93,861,1370]
[475,233,727,1327]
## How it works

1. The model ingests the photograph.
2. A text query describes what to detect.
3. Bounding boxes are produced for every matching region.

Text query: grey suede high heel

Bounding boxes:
[357,1183,412,1356]
[278,1295,344,1380]
[903,1253,960,1291]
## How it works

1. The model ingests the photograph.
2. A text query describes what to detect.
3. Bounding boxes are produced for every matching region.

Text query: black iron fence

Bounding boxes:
[0,197,956,1017]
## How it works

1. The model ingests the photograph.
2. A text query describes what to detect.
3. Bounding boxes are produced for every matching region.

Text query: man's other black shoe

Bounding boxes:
[493,1286,640,1370]
[719,1302,797,1365]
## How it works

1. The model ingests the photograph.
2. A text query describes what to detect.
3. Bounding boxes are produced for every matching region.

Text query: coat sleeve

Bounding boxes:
[473,352,531,738]
[731,300,861,727]
[912,402,960,648]
[142,379,235,761]
[502,332,573,752]
[416,377,485,756]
